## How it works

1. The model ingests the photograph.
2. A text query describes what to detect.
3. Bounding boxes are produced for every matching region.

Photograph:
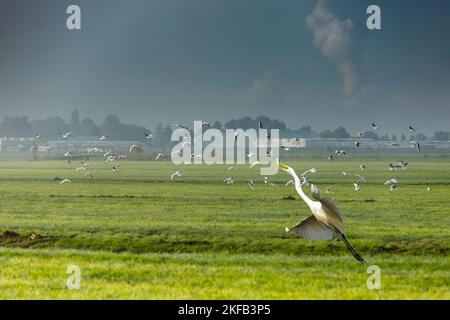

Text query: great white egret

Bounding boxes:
[280,163,366,264]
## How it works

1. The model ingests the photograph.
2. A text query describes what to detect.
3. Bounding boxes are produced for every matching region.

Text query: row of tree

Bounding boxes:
[0,111,449,142]
[318,126,448,141]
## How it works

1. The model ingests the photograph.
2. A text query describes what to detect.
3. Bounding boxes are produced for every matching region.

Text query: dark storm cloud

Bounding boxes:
[0,0,449,134]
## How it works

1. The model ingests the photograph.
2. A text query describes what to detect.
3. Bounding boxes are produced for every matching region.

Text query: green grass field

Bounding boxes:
[0,158,449,299]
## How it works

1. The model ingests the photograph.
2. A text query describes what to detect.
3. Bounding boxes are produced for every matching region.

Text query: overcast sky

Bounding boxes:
[0,0,449,135]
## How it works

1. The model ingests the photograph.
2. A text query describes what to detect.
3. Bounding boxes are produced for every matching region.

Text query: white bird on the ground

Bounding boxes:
[112,165,120,172]
[227,166,235,171]
[247,178,254,189]
[342,171,349,176]
[60,179,72,185]
[156,153,165,160]
[280,163,365,264]
[170,171,182,181]
[353,181,361,192]
[384,178,399,185]
[62,132,73,139]
[427,187,432,192]
[389,184,398,191]
[223,177,235,185]
[75,167,86,172]
[360,164,367,171]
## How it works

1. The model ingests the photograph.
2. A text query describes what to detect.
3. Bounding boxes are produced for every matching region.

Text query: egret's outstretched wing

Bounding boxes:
[287,215,334,240]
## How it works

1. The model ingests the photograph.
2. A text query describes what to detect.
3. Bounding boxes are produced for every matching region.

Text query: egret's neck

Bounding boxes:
[292,173,316,208]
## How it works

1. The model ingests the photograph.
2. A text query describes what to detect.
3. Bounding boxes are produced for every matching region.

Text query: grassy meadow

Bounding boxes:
[0,157,449,299]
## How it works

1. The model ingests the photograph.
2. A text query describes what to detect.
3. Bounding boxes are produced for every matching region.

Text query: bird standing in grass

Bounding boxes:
[280,163,366,264]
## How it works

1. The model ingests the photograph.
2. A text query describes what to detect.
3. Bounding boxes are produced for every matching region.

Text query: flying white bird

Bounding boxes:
[285,179,294,187]
[301,168,317,177]
[130,144,141,153]
[62,132,73,139]
[64,152,71,158]
[355,141,361,148]
[250,160,261,168]
[170,171,182,181]
[112,165,120,172]
[384,178,399,185]
[59,179,72,185]
[145,132,155,139]
[409,126,416,133]
[280,163,365,264]
[156,153,165,160]
[371,123,378,130]
[99,136,108,141]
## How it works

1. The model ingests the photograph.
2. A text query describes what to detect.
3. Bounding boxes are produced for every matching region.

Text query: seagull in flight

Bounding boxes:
[250,160,261,168]
[384,178,399,185]
[371,123,379,130]
[112,165,120,172]
[301,168,317,177]
[99,135,108,141]
[174,124,189,130]
[60,179,72,185]
[62,132,73,139]
[170,171,182,181]
[145,132,155,139]
[130,144,141,153]
[409,126,416,133]
[156,153,165,160]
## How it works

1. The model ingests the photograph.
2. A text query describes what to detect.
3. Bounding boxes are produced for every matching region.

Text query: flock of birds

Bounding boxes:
[45,122,430,263]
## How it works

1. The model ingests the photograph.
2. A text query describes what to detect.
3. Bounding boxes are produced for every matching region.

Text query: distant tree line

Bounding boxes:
[0,111,448,143]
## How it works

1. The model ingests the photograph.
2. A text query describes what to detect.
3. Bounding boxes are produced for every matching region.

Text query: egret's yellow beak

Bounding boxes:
[279,163,289,171]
